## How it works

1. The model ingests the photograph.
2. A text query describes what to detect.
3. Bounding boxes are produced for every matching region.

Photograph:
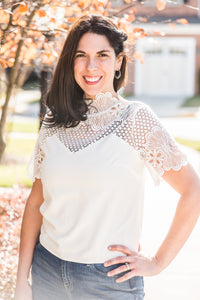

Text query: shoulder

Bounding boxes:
[119,95,152,111]
[119,96,159,124]
[37,112,60,145]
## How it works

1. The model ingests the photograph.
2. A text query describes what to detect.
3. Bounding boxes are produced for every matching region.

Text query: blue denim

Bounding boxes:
[32,241,145,300]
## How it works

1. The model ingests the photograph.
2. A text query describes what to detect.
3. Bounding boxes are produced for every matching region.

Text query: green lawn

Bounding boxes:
[175,138,200,152]
[1,120,200,188]
[6,138,36,158]
[5,120,39,133]
[1,125,37,187]
[0,163,32,187]
[182,95,200,107]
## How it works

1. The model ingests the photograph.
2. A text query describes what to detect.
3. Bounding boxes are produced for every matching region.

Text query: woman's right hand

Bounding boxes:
[14,280,32,300]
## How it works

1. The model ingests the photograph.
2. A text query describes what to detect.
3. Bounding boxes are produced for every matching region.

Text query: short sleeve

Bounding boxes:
[133,103,188,186]
[27,127,46,182]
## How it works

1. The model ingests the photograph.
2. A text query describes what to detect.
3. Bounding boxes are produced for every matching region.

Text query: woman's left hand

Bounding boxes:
[104,245,161,283]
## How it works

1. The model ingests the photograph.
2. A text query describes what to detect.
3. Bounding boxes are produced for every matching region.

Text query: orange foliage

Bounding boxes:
[61,22,69,29]
[133,52,144,65]
[50,17,56,23]
[65,6,81,17]
[67,17,78,23]
[132,8,137,14]
[16,19,27,27]
[132,27,147,38]
[169,23,176,30]
[0,58,13,68]
[103,11,109,17]
[0,9,10,24]
[36,10,47,17]
[125,14,135,23]
[137,17,148,23]
[78,0,91,8]
[152,30,165,36]
[92,0,107,9]
[41,51,56,65]
[55,32,61,38]
[65,6,76,17]
[18,2,29,14]
[156,0,166,11]
[176,18,189,25]
[28,29,43,38]
[21,44,37,61]
[0,58,7,68]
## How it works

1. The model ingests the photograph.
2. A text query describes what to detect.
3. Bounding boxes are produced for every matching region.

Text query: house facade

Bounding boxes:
[112,0,200,98]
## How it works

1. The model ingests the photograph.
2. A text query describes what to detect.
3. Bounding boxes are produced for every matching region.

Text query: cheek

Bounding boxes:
[74,62,83,81]
[96,61,115,77]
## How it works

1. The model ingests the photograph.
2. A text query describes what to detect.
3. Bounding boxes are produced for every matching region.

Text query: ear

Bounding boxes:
[115,53,124,71]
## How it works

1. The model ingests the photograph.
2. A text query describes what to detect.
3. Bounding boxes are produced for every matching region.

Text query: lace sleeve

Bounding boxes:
[133,103,188,185]
[27,126,46,182]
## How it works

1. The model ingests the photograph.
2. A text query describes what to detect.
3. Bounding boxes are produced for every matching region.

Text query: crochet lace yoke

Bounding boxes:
[32,92,187,182]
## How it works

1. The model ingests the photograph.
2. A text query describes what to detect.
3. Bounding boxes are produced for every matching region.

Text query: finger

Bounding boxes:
[108,245,137,256]
[107,263,133,277]
[116,270,137,283]
[104,256,135,267]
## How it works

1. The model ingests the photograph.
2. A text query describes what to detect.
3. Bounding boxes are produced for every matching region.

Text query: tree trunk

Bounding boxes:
[0,6,39,162]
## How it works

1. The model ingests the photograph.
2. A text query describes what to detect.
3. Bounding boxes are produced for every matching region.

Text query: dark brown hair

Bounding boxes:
[45,15,128,128]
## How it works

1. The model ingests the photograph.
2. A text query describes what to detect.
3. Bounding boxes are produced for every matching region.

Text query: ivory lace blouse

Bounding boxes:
[28,92,187,263]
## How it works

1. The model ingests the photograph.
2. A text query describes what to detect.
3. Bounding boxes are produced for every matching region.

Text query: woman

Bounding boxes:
[14,15,200,300]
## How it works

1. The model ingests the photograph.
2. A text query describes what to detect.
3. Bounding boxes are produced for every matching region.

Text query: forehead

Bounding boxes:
[77,32,114,52]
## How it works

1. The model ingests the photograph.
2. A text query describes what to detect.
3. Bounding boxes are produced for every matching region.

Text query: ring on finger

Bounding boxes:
[125,262,130,271]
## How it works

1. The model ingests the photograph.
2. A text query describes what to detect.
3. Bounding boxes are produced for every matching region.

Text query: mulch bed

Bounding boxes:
[0,185,28,300]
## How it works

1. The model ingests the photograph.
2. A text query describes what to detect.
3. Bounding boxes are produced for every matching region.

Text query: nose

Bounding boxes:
[86,57,98,71]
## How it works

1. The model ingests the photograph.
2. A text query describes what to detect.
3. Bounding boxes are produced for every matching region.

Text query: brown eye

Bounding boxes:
[75,53,85,58]
[99,53,108,57]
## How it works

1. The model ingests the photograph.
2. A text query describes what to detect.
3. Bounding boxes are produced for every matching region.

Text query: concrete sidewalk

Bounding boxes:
[142,145,200,300]
[8,89,200,142]
[143,183,200,300]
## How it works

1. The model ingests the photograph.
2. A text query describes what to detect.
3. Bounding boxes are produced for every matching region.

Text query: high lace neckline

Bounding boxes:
[85,92,121,115]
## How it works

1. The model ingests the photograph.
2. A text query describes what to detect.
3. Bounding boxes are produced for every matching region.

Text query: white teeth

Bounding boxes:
[84,76,101,82]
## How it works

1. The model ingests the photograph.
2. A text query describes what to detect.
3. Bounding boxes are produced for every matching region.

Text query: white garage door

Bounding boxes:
[134,37,196,97]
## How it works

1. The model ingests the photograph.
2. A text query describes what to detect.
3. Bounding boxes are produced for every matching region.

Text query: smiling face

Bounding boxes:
[74,32,123,99]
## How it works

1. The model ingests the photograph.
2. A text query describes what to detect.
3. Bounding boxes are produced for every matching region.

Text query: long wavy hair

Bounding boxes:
[45,15,128,128]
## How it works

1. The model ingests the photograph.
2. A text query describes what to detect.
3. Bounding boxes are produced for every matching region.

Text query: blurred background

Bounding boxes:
[0,0,200,299]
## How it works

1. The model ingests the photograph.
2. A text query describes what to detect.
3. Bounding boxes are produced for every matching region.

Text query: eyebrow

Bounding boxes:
[75,50,111,54]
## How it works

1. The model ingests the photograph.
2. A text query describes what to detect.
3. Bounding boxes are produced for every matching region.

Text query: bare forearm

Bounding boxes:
[155,194,200,272]
[16,201,42,284]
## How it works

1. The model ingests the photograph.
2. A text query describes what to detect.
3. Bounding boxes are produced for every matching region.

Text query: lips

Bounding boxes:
[83,76,102,85]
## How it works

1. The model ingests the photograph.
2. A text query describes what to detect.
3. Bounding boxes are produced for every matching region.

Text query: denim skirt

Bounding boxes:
[32,241,145,300]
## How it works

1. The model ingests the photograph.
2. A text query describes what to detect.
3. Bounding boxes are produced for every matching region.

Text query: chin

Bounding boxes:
[83,88,104,99]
